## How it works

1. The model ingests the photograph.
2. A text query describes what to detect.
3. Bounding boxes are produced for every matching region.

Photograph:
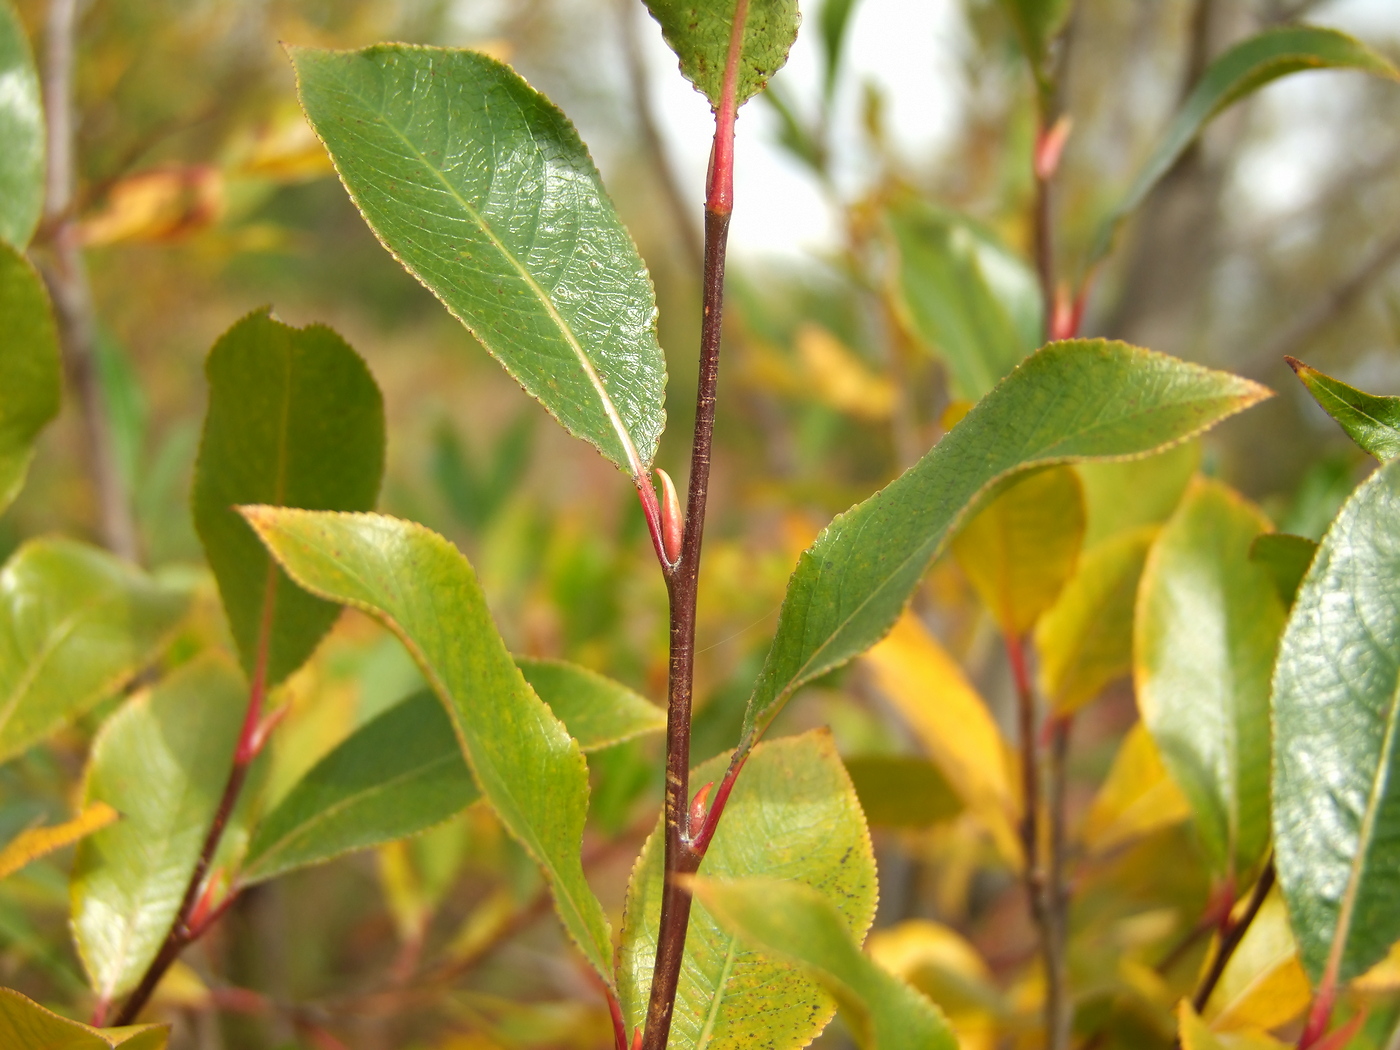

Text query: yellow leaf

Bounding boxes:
[1354,938,1400,992]
[0,801,118,880]
[1081,723,1191,855]
[1207,888,1311,1033]
[1036,526,1156,713]
[1078,440,1200,546]
[868,919,1001,1050]
[79,166,223,245]
[1179,1001,1289,1050]
[952,466,1086,636]
[794,324,896,421]
[863,613,1021,866]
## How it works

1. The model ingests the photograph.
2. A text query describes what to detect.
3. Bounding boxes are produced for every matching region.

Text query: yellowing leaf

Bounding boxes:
[1036,526,1156,713]
[1077,441,1199,547]
[0,802,118,880]
[867,920,1001,1050]
[1354,939,1400,992]
[863,613,1020,866]
[1178,1001,1289,1050]
[1081,723,1191,856]
[952,465,1085,636]
[795,324,896,421]
[1207,887,1310,1033]
[0,986,168,1049]
[79,166,223,245]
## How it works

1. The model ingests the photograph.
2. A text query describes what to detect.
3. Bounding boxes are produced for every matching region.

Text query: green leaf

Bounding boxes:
[1095,28,1400,262]
[192,309,384,688]
[1077,440,1199,547]
[292,44,666,478]
[1036,525,1156,714]
[888,198,1042,400]
[642,0,801,109]
[0,0,44,249]
[71,657,246,1000]
[241,507,614,985]
[1288,356,1400,462]
[0,539,189,764]
[0,241,62,513]
[690,876,957,1050]
[1273,455,1400,985]
[619,730,877,1047]
[951,465,1085,636]
[997,0,1071,73]
[242,664,660,883]
[1249,533,1317,609]
[818,0,859,99]
[843,754,963,829]
[742,340,1269,754]
[516,657,665,751]
[0,987,168,1050]
[1135,479,1284,880]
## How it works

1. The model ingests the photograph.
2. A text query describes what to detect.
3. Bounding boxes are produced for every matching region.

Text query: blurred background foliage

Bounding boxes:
[4,0,1400,1047]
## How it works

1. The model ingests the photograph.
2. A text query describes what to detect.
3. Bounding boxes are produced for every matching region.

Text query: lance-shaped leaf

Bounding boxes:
[1036,525,1156,714]
[742,340,1269,756]
[0,0,44,249]
[998,0,1072,88]
[643,0,801,109]
[1136,479,1283,879]
[1287,357,1400,462]
[71,658,246,1001]
[243,667,661,883]
[818,0,859,101]
[0,242,61,513]
[0,802,117,880]
[242,508,614,985]
[192,309,384,688]
[292,45,665,478]
[0,539,189,764]
[1206,887,1310,1033]
[1094,28,1400,262]
[690,876,957,1050]
[952,465,1085,636]
[619,730,877,1047]
[1273,456,1400,986]
[0,987,167,1050]
[889,199,1042,400]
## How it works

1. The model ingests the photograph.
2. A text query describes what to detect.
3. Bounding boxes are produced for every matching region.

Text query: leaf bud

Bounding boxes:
[656,468,683,565]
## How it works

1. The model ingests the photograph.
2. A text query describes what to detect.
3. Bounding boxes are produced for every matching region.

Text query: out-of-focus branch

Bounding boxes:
[38,0,139,561]
[617,0,704,271]
[1246,228,1400,376]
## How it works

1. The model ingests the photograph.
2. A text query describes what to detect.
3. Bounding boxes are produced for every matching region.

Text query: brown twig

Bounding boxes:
[1191,859,1276,1015]
[36,0,138,561]
[640,5,750,1048]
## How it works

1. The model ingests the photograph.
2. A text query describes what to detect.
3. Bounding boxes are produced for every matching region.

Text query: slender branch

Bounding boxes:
[113,564,280,1024]
[1191,859,1276,1015]
[640,5,749,1048]
[36,0,138,561]
[1047,714,1073,1050]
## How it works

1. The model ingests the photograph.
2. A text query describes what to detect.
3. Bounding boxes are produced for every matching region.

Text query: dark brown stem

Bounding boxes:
[114,564,279,1024]
[640,5,748,1047]
[36,0,139,561]
[1047,715,1073,1049]
[1191,859,1276,1015]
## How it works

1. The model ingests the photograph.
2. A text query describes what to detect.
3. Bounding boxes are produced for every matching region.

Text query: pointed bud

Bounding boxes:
[630,1029,642,1050]
[240,699,291,764]
[689,781,714,832]
[186,871,225,935]
[656,468,683,565]
[1049,282,1083,341]
[1034,114,1073,181]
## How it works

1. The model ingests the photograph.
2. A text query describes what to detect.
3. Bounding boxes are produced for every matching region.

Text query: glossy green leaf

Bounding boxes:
[1077,439,1199,546]
[242,507,614,985]
[0,241,62,513]
[619,730,877,1047]
[690,876,957,1050]
[71,657,246,1000]
[1288,357,1400,462]
[517,657,665,750]
[1136,479,1284,879]
[0,987,167,1050]
[889,198,1042,400]
[0,539,189,764]
[243,664,660,883]
[192,309,384,688]
[293,44,665,478]
[742,340,1269,755]
[642,0,801,109]
[1274,456,1400,985]
[952,464,1085,636]
[1036,525,1155,714]
[1096,28,1400,261]
[843,754,963,829]
[0,0,44,249]
[1249,533,1317,609]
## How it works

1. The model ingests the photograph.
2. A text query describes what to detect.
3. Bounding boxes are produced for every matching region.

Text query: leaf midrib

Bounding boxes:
[338,67,643,478]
